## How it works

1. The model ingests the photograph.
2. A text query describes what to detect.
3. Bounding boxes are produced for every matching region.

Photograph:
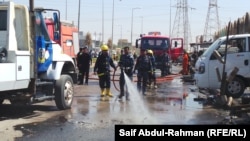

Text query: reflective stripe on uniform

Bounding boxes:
[98,73,105,76]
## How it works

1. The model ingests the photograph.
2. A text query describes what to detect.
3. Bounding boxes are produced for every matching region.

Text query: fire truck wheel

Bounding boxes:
[225,76,245,98]
[55,75,74,110]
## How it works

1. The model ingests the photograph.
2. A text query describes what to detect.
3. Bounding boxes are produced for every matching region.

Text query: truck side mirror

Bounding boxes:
[65,40,73,47]
[135,39,138,48]
[53,12,60,31]
[174,41,178,47]
[54,31,59,40]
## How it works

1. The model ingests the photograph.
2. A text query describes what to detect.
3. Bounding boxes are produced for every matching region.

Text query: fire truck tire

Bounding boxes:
[55,75,74,110]
[225,77,245,98]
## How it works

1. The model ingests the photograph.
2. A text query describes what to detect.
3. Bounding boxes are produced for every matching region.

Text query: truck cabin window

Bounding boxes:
[210,38,246,60]
[141,38,169,50]
[0,10,7,31]
[35,12,50,41]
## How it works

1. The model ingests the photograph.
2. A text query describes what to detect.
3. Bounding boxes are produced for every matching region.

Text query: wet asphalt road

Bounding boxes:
[0,65,228,141]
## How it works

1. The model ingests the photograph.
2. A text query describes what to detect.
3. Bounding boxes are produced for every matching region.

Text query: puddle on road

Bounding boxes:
[71,73,220,127]
[92,74,158,125]
[147,77,203,109]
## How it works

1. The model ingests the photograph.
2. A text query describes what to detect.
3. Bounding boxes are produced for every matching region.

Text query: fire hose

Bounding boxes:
[112,67,120,92]
[90,68,121,92]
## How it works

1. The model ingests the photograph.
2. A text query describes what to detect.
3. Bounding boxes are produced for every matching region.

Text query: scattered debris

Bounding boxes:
[193,88,250,124]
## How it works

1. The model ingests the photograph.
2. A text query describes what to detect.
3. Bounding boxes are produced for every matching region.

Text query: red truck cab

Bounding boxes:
[45,18,79,63]
[136,32,184,69]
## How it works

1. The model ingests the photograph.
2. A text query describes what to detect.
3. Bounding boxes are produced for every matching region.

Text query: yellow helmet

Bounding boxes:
[147,49,153,54]
[101,44,109,51]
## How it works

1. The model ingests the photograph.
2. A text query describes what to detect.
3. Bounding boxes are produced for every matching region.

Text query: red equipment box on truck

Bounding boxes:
[45,18,79,63]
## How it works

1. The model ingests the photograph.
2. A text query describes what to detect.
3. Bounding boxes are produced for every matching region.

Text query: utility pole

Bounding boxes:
[111,0,114,51]
[203,0,220,42]
[140,16,143,34]
[65,0,67,20]
[77,0,81,31]
[102,0,104,44]
[172,0,193,51]
[131,7,141,47]
[29,0,36,94]
[169,0,171,37]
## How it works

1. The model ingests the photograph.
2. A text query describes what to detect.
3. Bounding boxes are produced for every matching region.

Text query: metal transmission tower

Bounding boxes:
[171,0,192,51]
[203,0,220,42]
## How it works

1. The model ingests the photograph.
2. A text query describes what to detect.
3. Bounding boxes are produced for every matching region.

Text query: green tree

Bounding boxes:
[85,32,92,48]
[107,38,112,49]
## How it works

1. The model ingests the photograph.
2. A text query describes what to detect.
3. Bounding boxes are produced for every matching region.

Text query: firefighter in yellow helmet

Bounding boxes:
[94,44,116,97]
[134,49,153,95]
[147,49,157,89]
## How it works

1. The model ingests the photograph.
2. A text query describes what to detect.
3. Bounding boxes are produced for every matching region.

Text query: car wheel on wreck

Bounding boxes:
[225,77,245,99]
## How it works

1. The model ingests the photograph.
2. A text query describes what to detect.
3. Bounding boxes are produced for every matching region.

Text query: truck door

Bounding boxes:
[225,38,250,77]
[208,37,250,88]
[15,3,30,83]
[0,6,16,90]
[0,2,30,90]
[170,38,183,61]
[73,32,79,58]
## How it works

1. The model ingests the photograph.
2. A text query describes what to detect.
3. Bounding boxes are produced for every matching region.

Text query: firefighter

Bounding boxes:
[76,47,84,84]
[77,46,92,85]
[134,49,153,95]
[147,49,157,89]
[181,49,189,75]
[118,46,134,100]
[160,49,170,77]
[94,44,116,97]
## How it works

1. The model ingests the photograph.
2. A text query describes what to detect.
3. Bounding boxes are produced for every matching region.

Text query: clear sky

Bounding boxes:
[8,0,250,45]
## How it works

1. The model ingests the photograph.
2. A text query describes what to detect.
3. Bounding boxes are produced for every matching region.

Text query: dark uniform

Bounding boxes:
[161,51,170,76]
[134,50,153,95]
[94,45,116,97]
[118,47,134,100]
[77,47,92,85]
[147,50,157,88]
[76,47,83,83]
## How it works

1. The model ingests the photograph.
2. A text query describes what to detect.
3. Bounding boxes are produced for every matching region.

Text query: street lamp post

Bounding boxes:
[102,0,104,43]
[111,0,115,51]
[77,0,81,31]
[111,0,122,51]
[117,25,122,39]
[131,7,141,47]
[65,0,67,20]
[140,16,143,34]
[116,25,122,47]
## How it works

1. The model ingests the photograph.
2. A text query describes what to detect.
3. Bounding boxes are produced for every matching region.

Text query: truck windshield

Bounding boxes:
[202,39,221,57]
[141,38,170,50]
[0,10,7,30]
[35,11,50,41]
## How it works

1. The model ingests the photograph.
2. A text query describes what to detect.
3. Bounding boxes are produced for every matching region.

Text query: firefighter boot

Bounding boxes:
[106,88,113,97]
[118,92,124,99]
[101,88,106,97]
[154,82,158,89]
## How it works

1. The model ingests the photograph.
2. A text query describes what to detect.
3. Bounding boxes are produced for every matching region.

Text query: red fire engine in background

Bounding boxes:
[45,17,79,64]
[136,32,184,71]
